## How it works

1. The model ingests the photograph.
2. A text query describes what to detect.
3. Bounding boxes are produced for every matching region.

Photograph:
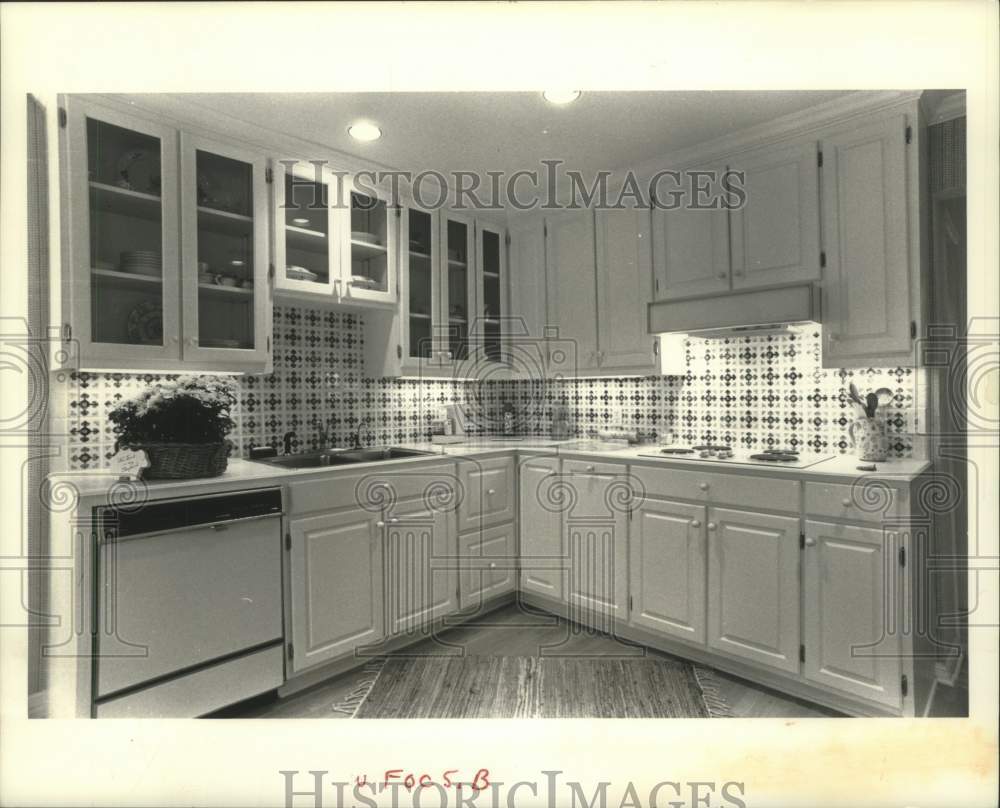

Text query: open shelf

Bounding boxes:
[482,271,500,279]
[197,205,254,237]
[286,225,328,254]
[92,268,162,291]
[351,239,387,259]
[199,282,253,298]
[89,182,161,222]
[409,312,432,320]
[408,251,432,261]
[448,259,467,269]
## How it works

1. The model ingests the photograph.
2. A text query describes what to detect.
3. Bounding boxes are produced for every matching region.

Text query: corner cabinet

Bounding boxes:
[60,97,272,373]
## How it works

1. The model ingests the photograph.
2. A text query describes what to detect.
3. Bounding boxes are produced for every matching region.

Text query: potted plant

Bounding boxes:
[108,375,237,479]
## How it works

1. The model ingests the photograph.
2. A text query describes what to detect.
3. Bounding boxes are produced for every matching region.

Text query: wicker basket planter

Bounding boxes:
[134,441,230,480]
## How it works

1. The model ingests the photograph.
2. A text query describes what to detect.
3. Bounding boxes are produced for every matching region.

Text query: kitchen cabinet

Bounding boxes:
[518,455,565,601]
[594,207,657,371]
[729,139,821,289]
[384,495,458,636]
[507,216,548,364]
[820,114,915,366]
[630,497,707,646]
[802,520,902,709]
[61,97,272,373]
[563,460,630,629]
[273,159,339,298]
[706,507,800,674]
[335,178,398,307]
[287,507,384,674]
[458,523,517,610]
[473,220,508,365]
[544,211,600,375]
[651,164,731,301]
[398,203,442,372]
[457,456,516,533]
[438,211,477,368]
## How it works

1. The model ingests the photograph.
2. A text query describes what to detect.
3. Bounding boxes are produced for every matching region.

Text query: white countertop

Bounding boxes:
[51,438,931,506]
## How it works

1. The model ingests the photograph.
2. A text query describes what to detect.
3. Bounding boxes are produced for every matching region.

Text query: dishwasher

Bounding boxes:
[93,488,284,718]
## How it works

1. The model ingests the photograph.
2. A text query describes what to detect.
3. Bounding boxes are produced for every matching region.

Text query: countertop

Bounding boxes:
[51,438,931,506]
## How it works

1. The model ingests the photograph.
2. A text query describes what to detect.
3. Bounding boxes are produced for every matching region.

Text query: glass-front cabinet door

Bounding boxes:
[274,160,338,297]
[338,179,397,306]
[399,205,440,370]
[475,221,508,364]
[439,212,476,368]
[64,99,181,367]
[179,133,270,367]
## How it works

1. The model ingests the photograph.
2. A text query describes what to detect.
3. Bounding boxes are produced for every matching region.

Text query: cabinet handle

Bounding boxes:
[187,337,198,346]
[690,519,702,528]
[548,471,558,478]
[446,351,453,360]
[707,522,717,531]
[841,498,851,507]
[487,488,496,496]
[586,464,595,472]
[389,517,399,524]
[376,520,385,528]
[733,270,744,277]
[716,272,728,280]
[699,482,709,491]
[489,562,497,569]
[804,537,817,547]
[171,336,179,344]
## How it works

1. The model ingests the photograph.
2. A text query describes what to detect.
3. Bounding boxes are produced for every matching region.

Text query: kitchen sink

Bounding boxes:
[255,447,435,469]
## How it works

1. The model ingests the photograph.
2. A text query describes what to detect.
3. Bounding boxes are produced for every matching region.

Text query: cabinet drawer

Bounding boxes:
[631,465,800,513]
[458,456,515,532]
[562,458,628,477]
[805,480,903,523]
[288,462,456,516]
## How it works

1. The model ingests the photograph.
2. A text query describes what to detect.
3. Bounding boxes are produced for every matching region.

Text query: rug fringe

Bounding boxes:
[692,665,734,718]
[331,657,386,717]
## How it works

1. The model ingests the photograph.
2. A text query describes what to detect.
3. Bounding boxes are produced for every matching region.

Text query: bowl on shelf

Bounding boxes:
[215,275,240,288]
[350,274,378,289]
[286,265,319,282]
[351,231,380,245]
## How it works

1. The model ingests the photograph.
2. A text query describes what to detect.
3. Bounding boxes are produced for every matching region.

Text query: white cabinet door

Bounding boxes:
[545,211,599,373]
[651,165,731,300]
[336,177,398,306]
[458,456,516,533]
[179,132,271,369]
[563,460,629,630]
[398,204,442,373]
[458,523,517,610]
[474,220,508,365]
[273,159,339,298]
[820,115,912,366]
[518,456,565,601]
[508,216,547,340]
[630,498,707,646]
[63,98,182,370]
[595,207,656,371]
[384,497,458,636]
[288,508,384,674]
[802,520,902,709]
[707,507,800,674]
[729,139,821,289]
[439,211,477,368]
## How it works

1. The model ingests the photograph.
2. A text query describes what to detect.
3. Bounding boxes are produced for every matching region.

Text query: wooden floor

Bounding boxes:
[219,602,845,719]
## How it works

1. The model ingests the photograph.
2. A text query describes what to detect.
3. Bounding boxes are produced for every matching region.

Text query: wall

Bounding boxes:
[57,304,920,470]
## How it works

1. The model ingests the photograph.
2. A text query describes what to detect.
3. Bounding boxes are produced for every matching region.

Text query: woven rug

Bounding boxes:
[335,656,732,718]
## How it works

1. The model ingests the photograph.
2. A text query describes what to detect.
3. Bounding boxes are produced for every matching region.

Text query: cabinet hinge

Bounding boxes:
[899,546,906,567]
[395,206,401,219]
[268,263,275,281]
[287,642,294,660]
[910,320,917,340]
[799,644,805,663]
[504,232,511,247]
[650,190,657,210]
[817,150,823,168]
[629,595,634,612]
[652,338,659,357]
[905,126,913,145]
[266,335,272,353]
[799,532,806,549]
[654,278,660,293]
[543,222,548,238]
[58,107,67,128]
[901,674,908,697]
[285,532,291,550]
[819,251,827,269]
[265,167,273,184]
[62,323,72,342]
[396,344,403,360]
[627,506,632,521]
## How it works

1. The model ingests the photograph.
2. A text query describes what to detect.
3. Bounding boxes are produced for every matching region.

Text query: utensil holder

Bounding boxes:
[848,418,888,462]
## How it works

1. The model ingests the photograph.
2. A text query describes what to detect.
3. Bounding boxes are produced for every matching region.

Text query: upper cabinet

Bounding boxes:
[62,98,271,372]
[338,180,397,306]
[398,204,441,372]
[439,211,477,368]
[729,139,821,290]
[819,114,915,367]
[474,221,508,365]
[274,160,338,297]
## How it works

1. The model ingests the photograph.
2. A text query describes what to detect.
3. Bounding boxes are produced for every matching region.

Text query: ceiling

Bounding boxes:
[172,91,856,183]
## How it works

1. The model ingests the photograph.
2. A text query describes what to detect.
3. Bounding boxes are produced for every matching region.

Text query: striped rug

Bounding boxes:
[337,656,731,718]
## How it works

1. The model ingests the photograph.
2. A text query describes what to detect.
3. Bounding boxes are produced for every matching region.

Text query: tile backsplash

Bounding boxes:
[56,304,921,470]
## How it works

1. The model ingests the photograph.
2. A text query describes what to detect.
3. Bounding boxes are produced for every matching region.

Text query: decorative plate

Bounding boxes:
[116,149,159,193]
[126,301,163,345]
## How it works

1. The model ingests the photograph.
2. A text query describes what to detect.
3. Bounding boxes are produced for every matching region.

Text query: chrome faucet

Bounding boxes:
[314,417,331,449]
[282,430,297,455]
[350,416,372,450]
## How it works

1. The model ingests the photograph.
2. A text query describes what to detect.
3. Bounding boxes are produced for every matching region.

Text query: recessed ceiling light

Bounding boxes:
[348,121,382,142]
[542,90,581,105]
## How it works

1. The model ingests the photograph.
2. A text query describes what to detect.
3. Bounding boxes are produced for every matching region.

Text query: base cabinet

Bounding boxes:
[384,497,458,636]
[630,498,707,645]
[706,507,801,674]
[458,457,516,533]
[802,520,902,709]
[518,456,565,601]
[287,508,384,674]
[458,523,517,610]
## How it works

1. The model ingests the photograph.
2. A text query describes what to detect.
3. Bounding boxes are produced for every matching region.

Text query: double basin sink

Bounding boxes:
[255,446,435,470]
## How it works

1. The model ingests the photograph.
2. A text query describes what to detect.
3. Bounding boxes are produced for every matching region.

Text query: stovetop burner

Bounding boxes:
[692,445,731,452]
[660,448,695,455]
[749,453,799,463]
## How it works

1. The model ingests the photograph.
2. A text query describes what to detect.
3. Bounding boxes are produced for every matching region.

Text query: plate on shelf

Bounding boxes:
[349,274,378,289]
[119,250,161,277]
[212,339,244,349]
[126,301,163,345]
[286,265,319,282]
[351,231,381,245]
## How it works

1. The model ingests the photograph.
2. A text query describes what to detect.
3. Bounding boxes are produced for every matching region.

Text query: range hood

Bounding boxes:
[648,283,820,337]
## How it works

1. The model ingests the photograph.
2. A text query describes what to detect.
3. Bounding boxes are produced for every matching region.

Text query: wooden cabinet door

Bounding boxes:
[518,456,565,601]
[563,460,629,630]
[595,207,656,371]
[802,520,902,709]
[729,139,821,289]
[651,165,731,300]
[458,456,516,533]
[630,498,707,646]
[707,507,800,674]
[820,115,912,366]
[288,508,383,674]
[545,211,599,373]
[458,523,517,610]
[384,496,457,636]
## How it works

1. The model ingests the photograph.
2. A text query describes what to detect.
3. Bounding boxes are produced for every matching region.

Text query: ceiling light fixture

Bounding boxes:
[542,90,581,105]
[348,121,382,142]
